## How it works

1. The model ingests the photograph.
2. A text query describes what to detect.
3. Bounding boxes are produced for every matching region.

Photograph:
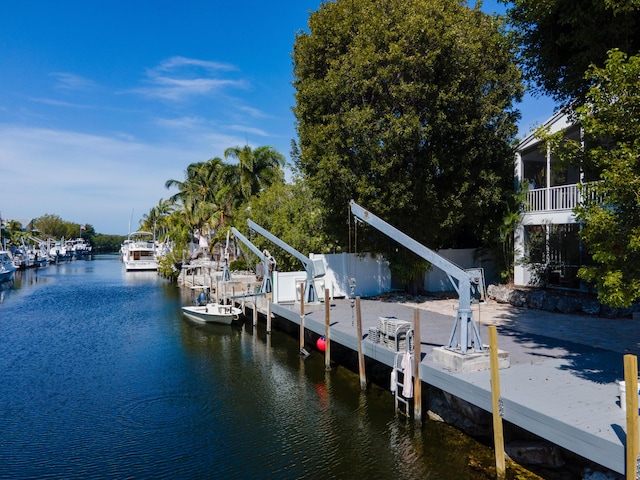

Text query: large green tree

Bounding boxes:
[292,0,522,283]
[546,50,640,307]
[234,178,331,272]
[33,214,70,239]
[504,0,640,102]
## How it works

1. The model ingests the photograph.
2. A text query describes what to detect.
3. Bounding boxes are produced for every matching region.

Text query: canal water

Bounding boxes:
[0,255,530,479]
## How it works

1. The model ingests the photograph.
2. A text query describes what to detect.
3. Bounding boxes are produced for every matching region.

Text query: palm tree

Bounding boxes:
[165,158,225,233]
[223,145,286,201]
[141,198,174,239]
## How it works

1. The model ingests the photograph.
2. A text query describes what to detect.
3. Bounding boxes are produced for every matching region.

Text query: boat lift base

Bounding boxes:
[432,346,510,373]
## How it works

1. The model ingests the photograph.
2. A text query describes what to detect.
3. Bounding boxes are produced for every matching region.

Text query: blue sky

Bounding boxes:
[0,1,556,235]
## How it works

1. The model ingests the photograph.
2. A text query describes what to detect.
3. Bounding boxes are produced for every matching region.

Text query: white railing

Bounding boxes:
[525,181,601,213]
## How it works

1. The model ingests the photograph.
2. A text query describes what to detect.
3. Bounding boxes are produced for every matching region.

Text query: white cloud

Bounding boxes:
[155,56,237,73]
[29,97,94,109]
[0,125,210,234]
[132,56,247,101]
[228,125,269,137]
[236,105,269,119]
[50,72,97,90]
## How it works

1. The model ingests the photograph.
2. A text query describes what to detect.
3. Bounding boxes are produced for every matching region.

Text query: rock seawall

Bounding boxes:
[487,284,640,319]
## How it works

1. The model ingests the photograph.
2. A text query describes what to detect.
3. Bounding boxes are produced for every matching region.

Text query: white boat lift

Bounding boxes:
[230,227,276,295]
[349,200,484,354]
[247,219,325,304]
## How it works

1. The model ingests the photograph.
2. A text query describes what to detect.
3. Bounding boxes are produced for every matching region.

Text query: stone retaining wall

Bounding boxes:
[487,284,640,319]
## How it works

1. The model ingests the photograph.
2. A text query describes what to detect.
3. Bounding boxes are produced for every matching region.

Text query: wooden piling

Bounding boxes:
[266,293,272,334]
[299,283,305,353]
[324,288,331,370]
[355,297,366,390]
[413,308,422,425]
[489,325,506,479]
[624,354,638,479]
[253,297,258,327]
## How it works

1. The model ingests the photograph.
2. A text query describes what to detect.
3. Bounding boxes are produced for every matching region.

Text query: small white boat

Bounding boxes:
[0,251,17,283]
[47,238,68,262]
[182,303,242,325]
[181,287,242,325]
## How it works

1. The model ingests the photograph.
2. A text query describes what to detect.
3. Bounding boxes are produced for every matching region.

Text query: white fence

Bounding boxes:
[272,250,496,302]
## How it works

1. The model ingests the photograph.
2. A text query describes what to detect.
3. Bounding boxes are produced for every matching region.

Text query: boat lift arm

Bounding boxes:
[230,227,276,294]
[247,219,325,303]
[349,200,484,353]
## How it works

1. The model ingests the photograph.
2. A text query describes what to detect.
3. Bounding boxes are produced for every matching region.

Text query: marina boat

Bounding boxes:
[47,238,71,263]
[10,244,32,270]
[66,238,92,259]
[121,231,158,271]
[0,251,17,283]
[181,286,242,325]
[26,237,50,267]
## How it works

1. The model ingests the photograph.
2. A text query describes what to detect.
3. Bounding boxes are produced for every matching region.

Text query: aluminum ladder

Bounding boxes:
[391,327,414,418]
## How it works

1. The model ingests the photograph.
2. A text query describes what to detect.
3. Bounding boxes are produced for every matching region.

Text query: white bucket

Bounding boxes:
[618,380,640,412]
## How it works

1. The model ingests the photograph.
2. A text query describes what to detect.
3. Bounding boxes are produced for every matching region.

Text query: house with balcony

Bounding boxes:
[513,109,600,291]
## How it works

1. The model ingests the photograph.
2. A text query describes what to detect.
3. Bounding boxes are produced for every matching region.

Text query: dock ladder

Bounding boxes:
[391,327,414,418]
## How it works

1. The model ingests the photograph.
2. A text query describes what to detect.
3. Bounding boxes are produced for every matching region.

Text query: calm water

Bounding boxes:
[0,255,511,479]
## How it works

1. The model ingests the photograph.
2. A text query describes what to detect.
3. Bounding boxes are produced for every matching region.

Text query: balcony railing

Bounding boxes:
[525,181,601,213]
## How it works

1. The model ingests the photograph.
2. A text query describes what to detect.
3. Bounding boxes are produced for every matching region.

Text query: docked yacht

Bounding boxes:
[121,231,158,271]
[67,238,92,259]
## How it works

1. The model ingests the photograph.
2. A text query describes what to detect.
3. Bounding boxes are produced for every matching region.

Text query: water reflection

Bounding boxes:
[0,256,536,479]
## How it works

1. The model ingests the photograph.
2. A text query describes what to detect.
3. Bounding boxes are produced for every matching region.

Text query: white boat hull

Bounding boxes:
[0,269,15,283]
[181,303,242,325]
[124,260,158,271]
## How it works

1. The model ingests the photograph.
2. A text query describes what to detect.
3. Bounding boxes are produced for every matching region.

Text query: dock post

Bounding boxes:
[253,297,258,327]
[413,308,422,425]
[267,293,272,334]
[324,288,331,370]
[489,325,506,479]
[355,297,366,391]
[624,354,639,479]
[299,283,305,354]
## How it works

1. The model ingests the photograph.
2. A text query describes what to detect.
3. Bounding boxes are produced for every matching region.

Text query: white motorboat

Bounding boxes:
[121,231,158,271]
[181,303,242,325]
[47,238,71,263]
[0,251,17,283]
[67,238,92,258]
[181,287,242,325]
[10,244,32,269]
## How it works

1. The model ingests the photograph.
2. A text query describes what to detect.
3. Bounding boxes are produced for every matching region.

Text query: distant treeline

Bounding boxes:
[92,234,126,253]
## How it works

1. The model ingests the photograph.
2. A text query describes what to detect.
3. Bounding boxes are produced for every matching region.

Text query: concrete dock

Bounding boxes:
[259,295,638,475]
[181,266,636,475]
